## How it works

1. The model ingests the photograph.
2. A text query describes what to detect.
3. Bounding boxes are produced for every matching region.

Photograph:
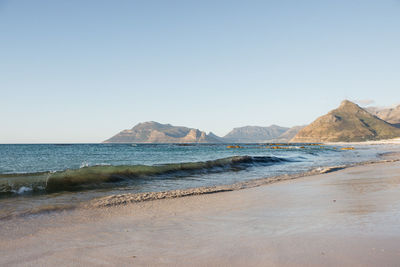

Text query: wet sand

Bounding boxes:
[1,160,400,266]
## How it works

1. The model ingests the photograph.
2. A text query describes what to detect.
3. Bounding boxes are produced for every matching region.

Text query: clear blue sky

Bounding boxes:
[1,0,400,143]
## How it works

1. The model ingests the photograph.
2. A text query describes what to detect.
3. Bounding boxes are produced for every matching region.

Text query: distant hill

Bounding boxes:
[104,121,222,143]
[291,100,400,142]
[223,125,289,143]
[275,126,305,141]
[366,105,400,128]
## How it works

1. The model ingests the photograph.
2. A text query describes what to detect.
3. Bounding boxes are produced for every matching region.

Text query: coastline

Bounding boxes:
[2,146,399,219]
[88,156,399,208]
[79,140,400,209]
[1,151,400,266]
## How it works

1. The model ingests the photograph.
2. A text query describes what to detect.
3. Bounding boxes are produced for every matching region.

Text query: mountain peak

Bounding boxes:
[136,121,163,126]
[338,100,362,110]
[291,100,400,142]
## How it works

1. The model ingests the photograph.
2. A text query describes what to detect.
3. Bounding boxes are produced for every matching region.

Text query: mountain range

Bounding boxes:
[104,122,303,143]
[104,100,400,143]
[366,105,400,128]
[104,121,221,143]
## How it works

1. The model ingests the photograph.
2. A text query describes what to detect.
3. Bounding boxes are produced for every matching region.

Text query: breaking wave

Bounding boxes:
[0,156,289,195]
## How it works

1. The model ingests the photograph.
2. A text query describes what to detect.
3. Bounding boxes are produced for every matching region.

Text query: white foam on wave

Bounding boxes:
[80,161,89,168]
[15,186,33,194]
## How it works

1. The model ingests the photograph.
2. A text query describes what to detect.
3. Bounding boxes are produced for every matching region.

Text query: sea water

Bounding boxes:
[0,143,392,218]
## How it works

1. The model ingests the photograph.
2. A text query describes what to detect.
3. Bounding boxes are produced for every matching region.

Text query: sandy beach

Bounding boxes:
[1,157,400,266]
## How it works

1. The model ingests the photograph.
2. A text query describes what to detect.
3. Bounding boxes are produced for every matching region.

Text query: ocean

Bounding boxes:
[0,143,392,219]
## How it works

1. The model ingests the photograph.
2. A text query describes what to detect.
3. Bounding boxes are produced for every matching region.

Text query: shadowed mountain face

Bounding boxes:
[291,100,400,142]
[366,105,400,128]
[223,125,289,143]
[104,122,222,143]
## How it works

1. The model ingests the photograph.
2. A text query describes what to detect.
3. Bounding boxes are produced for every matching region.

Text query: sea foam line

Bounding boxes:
[88,157,400,208]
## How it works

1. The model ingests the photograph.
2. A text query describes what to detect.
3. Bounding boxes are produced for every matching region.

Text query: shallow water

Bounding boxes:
[0,143,394,218]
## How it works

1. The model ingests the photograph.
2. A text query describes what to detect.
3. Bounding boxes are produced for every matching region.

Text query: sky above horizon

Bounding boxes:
[1,0,400,143]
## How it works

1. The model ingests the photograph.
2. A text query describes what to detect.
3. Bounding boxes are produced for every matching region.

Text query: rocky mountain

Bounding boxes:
[366,105,400,128]
[223,125,289,143]
[291,100,400,142]
[104,121,222,143]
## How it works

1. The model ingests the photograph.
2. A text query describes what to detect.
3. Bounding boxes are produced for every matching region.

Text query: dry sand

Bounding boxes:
[1,159,400,266]
[324,137,400,145]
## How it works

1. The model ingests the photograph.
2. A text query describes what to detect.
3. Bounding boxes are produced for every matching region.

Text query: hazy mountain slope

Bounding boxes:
[223,125,289,143]
[366,105,400,127]
[104,121,222,143]
[291,100,400,142]
[275,126,305,142]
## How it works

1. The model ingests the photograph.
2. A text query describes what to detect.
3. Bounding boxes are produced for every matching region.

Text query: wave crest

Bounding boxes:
[0,156,288,195]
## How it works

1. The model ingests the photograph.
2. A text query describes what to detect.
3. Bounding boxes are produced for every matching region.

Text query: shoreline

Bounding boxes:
[2,155,400,266]
[2,152,398,220]
[88,155,400,208]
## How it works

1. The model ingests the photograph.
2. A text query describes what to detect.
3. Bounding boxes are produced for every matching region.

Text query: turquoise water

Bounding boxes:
[0,143,388,218]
